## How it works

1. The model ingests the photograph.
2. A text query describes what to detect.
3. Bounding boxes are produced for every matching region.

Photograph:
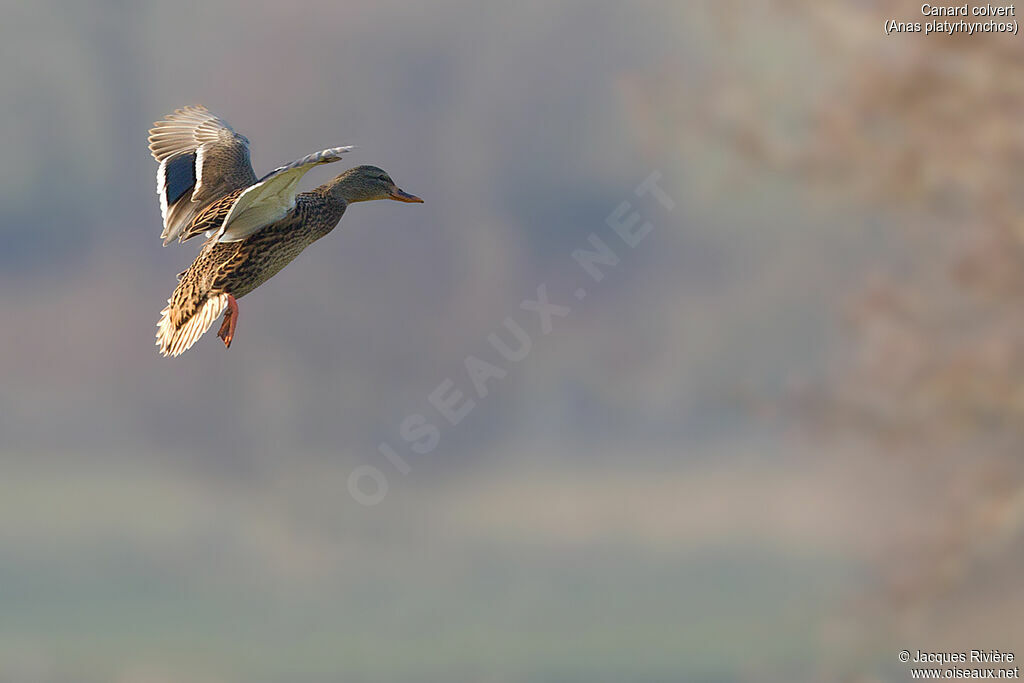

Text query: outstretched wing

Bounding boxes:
[210,146,353,243]
[175,188,245,243]
[148,105,257,245]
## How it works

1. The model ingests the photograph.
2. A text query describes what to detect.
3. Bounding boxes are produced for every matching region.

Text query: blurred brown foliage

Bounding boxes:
[674,0,1024,640]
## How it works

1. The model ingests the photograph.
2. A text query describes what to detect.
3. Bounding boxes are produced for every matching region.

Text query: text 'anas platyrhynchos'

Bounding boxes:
[149,105,423,357]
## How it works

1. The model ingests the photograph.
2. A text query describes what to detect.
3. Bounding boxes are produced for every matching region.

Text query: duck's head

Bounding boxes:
[329,165,423,204]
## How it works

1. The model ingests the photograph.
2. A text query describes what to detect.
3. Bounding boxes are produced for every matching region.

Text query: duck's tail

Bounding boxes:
[156,291,229,357]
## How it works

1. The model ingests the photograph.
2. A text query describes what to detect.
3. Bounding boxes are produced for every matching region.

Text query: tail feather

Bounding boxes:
[156,293,228,357]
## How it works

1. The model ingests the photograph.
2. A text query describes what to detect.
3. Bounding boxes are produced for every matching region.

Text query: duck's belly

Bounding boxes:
[228,235,314,299]
[199,222,321,300]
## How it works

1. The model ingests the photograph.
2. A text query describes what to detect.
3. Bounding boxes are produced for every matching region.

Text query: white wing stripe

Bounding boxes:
[194,144,206,195]
[156,157,170,223]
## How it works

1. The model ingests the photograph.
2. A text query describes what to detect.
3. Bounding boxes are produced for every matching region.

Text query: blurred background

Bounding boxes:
[2,1,1022,681]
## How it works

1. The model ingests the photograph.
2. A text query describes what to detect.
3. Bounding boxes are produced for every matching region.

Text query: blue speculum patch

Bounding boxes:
[164,152,196,205]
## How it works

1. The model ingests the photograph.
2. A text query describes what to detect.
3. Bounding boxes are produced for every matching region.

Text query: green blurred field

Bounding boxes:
[0,449,861,683]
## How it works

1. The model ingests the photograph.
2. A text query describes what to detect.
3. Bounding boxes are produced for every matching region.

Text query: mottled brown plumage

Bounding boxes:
[149,106,423,357]
[179,188,245,242]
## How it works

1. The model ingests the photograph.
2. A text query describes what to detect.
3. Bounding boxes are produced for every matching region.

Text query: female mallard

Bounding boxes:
[149,105,422,357]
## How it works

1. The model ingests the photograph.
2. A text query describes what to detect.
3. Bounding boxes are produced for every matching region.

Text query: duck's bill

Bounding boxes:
[390,188,424,203]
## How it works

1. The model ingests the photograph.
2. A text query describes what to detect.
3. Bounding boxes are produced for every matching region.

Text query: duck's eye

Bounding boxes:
[378,176,390,183]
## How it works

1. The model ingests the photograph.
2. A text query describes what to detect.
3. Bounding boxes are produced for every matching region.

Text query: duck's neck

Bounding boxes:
[301,181,349,241]
[322,172,365,205]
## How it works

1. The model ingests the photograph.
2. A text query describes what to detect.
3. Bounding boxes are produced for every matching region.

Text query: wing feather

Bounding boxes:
[149,105,257,245]
[213,146,353,243]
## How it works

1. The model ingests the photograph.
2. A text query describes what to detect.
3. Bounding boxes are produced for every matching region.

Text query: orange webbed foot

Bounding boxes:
[217,294,239,349]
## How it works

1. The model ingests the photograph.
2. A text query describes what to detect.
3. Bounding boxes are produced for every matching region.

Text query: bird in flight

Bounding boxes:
[149,105,423,357]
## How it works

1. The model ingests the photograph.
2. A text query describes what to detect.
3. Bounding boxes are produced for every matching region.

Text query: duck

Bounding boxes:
[149,105,423,357]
